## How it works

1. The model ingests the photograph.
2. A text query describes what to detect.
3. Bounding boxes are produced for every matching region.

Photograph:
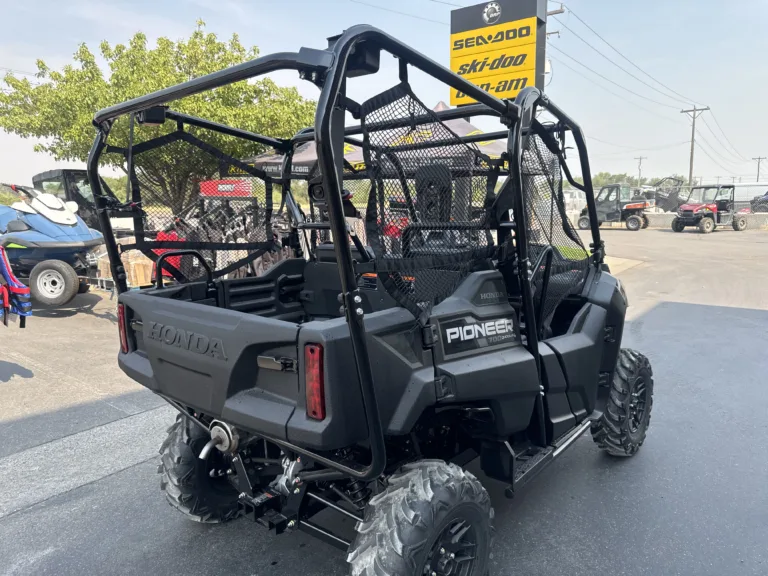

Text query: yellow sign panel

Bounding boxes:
[450,69,536,106]
[451,43,536,83]
[450,17,537,57]
[449,5,542,106]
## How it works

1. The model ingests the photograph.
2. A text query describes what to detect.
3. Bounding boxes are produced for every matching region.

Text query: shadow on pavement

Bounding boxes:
[0,389,165,458]
[1,301,767,575]
[32,292,117,323]
[0,361,33,384]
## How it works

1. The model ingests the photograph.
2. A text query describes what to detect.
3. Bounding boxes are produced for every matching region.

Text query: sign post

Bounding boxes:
[450,0,547,105]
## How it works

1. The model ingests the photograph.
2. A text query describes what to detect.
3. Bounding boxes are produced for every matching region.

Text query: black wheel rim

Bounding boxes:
[628,377,648,433]
[423,518,477,576]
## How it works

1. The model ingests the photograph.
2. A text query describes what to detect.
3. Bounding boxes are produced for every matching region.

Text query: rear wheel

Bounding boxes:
[698,217,715,233]
[29,260,79,306]
[592,349,654,457]
[159,414,239,523]
[625,215,643,231]
[348,461,493,576]
[732,215,748,231]
[577,216,591,230]
[671,218,685,232]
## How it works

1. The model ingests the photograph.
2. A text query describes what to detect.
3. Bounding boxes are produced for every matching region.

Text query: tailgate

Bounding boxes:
[119,292,301,431]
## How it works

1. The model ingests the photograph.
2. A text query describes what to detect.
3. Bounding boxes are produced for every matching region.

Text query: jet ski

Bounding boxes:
[0,184,103,306]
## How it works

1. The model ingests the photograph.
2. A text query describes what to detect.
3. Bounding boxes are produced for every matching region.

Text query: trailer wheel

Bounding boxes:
[29,260,79,306]
[625,215,643,231]
[591,349,654,457]
[732,216,748,231]
[159,414,240,523]
[348,461,493,576]
[671,218,685,233]
[698,217,715,234]
[577,216,591,230]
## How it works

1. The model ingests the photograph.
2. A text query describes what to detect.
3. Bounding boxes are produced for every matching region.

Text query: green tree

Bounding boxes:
[0,22,316,214]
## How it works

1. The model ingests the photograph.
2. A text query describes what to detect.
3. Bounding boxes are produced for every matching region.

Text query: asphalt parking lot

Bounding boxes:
[1,228,767,576]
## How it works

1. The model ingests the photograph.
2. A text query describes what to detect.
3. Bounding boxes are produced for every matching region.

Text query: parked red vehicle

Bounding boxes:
[671,185,750,233]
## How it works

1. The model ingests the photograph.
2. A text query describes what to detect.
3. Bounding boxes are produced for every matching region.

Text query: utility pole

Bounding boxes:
[716,176,721,185]
[634,156,647,185]
[752,157,766,181]
[732,176,737,183]
[681,106,710,186]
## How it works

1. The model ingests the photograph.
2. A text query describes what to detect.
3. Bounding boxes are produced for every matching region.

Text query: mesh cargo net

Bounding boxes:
[106,126,284,284]
[360,83,497,323]
[522,127,590,323]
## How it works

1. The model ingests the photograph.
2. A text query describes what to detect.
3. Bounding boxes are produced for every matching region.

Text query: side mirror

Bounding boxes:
[65,201,79,213]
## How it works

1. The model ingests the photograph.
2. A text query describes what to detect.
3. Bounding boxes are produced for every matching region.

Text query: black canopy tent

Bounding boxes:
[248,102,508,178]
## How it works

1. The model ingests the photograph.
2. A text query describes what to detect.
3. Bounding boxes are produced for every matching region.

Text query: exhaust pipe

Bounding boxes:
[198,420,239,460]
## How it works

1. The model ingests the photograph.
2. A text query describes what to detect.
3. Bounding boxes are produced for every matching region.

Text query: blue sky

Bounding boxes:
[1,0,766,184]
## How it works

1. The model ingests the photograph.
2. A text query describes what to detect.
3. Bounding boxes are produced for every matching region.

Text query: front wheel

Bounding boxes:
[642,215,650,229]
[732,216,748,231]
[29,260,79,306]
[578,216,591,230]
[698,217,715,234]
[348,461,493,576]
[591,349,654,457]
[625,215,643,231]
[671,217,685,233]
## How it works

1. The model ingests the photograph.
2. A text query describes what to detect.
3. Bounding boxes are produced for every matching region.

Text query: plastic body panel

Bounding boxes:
[431,271,539,437]
[544,303,606,420]
[538,343,576,440]
[585,270,626,376]
[290,307,434,449]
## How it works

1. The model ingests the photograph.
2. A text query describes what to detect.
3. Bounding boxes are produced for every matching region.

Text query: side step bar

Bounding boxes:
[505,419,593,498]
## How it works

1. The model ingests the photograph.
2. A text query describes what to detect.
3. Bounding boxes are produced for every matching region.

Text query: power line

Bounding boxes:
[709,111,750,162]
[348,0,448,24]
[695,127,752,169]
[590,141,688,157]
[561,5,702,106]
[547,45,684,113]
[423,0,464,6]
[552,16,689,107]
[698,115,745,164]
[547,54,680,123]
[0,66,37,77]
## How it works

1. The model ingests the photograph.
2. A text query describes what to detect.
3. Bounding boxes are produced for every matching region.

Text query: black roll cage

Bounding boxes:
[87,24,601,482]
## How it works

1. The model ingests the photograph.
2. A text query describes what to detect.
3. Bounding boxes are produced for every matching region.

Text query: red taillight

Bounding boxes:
[305,343,325,421]
[117,303,129,354]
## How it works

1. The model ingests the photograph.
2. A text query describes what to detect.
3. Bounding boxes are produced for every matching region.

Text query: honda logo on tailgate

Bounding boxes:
[146,321,227,360]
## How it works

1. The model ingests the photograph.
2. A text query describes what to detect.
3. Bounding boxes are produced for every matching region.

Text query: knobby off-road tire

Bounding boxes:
[625,215,643,231]
[159,414,240,523]
[698,217,715,234]
[348,461,494,576]
[732,216,748,231]
[641,215,650,229]
[671,217,685,233]
[592,349,654,457]
[578,216,591,230]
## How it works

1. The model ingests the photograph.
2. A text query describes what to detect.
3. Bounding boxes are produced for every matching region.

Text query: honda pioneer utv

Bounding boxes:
[671,184,750,233]
[577,183,654,231]
[89,26,654,576]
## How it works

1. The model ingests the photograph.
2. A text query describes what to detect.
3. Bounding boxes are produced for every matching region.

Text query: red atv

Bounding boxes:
[671,185,750,233]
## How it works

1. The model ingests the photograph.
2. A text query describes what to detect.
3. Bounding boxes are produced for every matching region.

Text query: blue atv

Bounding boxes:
[0,184,103,306]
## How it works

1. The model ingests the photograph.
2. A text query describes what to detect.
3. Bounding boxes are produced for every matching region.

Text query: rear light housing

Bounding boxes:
[117,303,129,354]
[305,343,325,420]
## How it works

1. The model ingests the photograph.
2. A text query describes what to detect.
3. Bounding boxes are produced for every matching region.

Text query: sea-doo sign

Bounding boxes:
[450,0,547,105]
